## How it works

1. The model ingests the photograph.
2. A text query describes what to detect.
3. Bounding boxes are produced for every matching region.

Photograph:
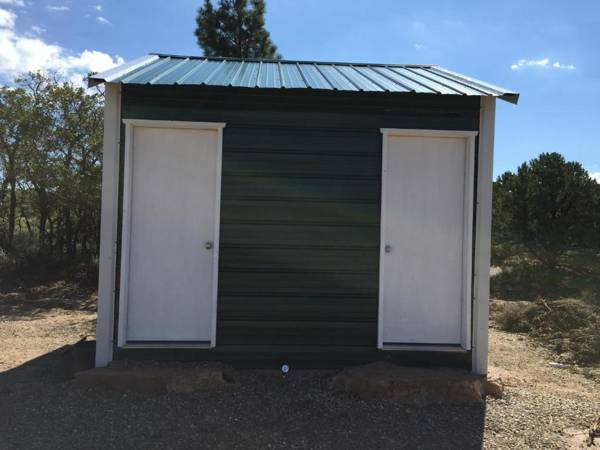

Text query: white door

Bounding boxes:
[119,121,223,346]
[379,130,475,349]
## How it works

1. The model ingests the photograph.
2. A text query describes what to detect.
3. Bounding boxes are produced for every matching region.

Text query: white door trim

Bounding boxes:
[378,128,478,351]
[117,119,225,348]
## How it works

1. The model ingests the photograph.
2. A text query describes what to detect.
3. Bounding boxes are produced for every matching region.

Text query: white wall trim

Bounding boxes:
[378,128,477,351]
[381,344,468,353]
[95,83,121,367]
[472,98,496,375]
[122,119,226,130]
[117,119,225,348]
[381,128,478,139]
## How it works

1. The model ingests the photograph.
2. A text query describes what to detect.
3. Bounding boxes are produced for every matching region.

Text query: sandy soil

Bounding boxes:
[0,286,598,449]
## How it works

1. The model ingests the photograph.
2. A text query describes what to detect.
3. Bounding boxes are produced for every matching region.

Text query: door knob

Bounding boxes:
[204,241,213,250]
[385,245,392,253]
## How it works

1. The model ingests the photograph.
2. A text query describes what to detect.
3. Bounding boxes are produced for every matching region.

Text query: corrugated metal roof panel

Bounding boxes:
[89,54,519,103]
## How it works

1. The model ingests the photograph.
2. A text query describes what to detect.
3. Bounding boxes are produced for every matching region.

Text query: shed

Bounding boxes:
[90,54,518,374]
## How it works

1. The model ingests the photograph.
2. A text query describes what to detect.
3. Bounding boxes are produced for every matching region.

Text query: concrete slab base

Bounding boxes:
[332,362,487,405]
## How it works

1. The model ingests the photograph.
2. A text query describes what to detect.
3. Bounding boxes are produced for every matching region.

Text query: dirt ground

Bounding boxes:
[0,286,598,449]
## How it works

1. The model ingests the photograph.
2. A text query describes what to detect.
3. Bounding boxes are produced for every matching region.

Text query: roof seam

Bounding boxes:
[370,66,414,92]
[386,66,441,94]
[119,56,171,83]
[203,60,227,84]
[352,65,389,92]
[427,67,503,96]
[229,61,245,86]
[295,62,311,88]
[313,63,336,90]
[332,64,363,91]
[175,59,208,84]
[149,58,189,84]
[403,67,467,95]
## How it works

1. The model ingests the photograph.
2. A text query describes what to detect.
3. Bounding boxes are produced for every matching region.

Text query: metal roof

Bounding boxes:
[89,54,519,104]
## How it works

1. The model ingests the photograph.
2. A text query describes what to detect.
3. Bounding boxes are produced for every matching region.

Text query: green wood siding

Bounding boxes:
[119,85,479,357]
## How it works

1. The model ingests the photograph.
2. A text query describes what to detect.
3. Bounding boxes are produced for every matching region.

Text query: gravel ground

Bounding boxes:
[0,286,598,449]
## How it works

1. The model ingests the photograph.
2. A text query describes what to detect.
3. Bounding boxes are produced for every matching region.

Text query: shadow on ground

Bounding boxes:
[0,343,487,449]
[0,283,96,320]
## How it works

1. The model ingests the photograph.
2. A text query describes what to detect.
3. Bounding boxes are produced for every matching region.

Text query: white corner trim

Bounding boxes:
[380,128,478,139]
[378,128,475,351]
[472,97,496,375]
[122,119,226,130]
[95,83,121,367]
[117,119,225,349]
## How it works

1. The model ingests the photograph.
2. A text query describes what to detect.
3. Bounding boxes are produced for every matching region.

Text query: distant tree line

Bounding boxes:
[492,152,600,262]
[0,72,103,275]
[1,71,598,284]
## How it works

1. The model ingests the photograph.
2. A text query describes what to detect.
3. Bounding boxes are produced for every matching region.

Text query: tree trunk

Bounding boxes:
[65,208,73,258]
[7,154,16,247]
[19,205,33,239]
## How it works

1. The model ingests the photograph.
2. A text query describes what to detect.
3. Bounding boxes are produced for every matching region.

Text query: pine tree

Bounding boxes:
[194,0,280,59]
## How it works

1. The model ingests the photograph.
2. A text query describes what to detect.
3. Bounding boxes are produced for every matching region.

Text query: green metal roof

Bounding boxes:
[89,54,519,104]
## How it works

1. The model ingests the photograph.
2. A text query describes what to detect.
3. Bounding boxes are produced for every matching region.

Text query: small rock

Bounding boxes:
[484,378,504,399]
[549,362,570,369]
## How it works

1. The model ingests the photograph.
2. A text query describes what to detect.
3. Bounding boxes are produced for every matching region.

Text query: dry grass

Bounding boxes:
[492,298,600,366]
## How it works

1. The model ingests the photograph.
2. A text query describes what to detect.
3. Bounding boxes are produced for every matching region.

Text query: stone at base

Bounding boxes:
[332,362,485,405]
[74,361,236,394]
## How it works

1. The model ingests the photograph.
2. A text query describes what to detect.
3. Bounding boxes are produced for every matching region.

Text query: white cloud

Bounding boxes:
[552,61,575,70]
[46,5,70,11]
[96,15,110,25]
[511,58,549,70]
[30,25,45,35]
[91,4,102,12]
[0,8,16,28]
[0,0,25,7]
[511,57,575,71]
[0,10,124,87]
[414,43,423,50]
[590,172,600,183]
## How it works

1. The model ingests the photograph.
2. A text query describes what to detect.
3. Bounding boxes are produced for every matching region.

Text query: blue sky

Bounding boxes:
[0,0,598,179]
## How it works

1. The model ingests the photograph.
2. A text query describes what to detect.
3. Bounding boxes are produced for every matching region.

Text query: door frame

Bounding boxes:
[117,119,225,348]
[378,128,478,351]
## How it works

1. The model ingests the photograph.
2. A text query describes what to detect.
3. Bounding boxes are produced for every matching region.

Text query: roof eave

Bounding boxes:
[500,93,519,104]
[87,54,159,88]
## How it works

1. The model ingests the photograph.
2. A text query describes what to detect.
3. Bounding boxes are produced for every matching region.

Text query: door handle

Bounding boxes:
[204,241,213,250]
[385,245,392,253]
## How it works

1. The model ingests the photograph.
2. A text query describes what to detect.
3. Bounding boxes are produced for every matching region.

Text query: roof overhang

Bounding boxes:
[88,54,519,104]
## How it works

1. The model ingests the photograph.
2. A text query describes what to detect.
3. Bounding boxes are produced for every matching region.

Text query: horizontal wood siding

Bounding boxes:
[120,85,479,353]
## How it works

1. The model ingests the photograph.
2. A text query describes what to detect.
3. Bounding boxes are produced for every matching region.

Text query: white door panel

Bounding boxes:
[380,132,474,347]
[121,125,219,344]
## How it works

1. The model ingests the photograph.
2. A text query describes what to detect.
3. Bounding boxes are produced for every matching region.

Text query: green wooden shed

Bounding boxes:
[89,54,518,374]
